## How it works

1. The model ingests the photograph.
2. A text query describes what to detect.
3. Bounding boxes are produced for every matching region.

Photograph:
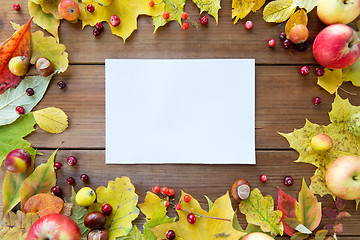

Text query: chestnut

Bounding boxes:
[34,57,54,77]
[84,211,106,229]
[231,179,251,201]
[87,228,109,240]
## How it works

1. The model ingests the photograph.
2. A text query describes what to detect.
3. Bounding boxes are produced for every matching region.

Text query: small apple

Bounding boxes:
[27,213,81,240]
[4,148,31,173]
[8,56,30,76]
[326,155,360,200]
[58,0,80,21]
[311,133,333,152]
[313,24,360,69]
[289,24,309,44]
[242,232,274,240]
[317,0,360,25]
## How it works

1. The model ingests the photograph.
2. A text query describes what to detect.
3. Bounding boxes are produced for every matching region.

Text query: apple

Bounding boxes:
[8,56,30,76]
[326,155,360,200]
[311,133,333,152]
[58,0,80,21]
[242,232,274,240]
[289,24,309,44]
[313,24,360,69]
[4,148,31,173]
[27,213,81,240]
[317,0,360,25]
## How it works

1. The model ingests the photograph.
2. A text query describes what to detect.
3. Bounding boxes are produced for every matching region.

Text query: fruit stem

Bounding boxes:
[180,208,231,222]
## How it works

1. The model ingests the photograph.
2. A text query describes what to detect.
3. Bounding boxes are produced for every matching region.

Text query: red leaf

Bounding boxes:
[0,17,32,95]
[322,207,337,220]
[337,211,351,220]
[277,186,297,236]
[335,197,347,210]
[333,223,343,233]
[323,224,334,234]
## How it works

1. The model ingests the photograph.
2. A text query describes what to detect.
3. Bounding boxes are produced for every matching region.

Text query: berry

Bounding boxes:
[164,201,169,207]
[315,67,325,77]
[101,203,113,216]
[200,16,208,25]
[161,186,169,195]
[57,81,66,89]
[279,32,286,41]
[149,0,154,7]
[293,41,308,52]
[166,230,175,240]
[51,186,61,196]
[175,203,181,210]
[283,176,294,186]
[163,11,170,20]
[299,65,310,76]
[15,106,25,115]
[87,4,95,12]
[110,15,120,27]
[93,28,101,36]
[283,39,292,49]
[26,88,34,96]
[66,177,75,185]
[314,97,321,105]
[187,213,196,224]
[182,22,189,30]
[13,4,20,11]
[152,185,160,193]
[95,22,104,31]
[268,39,276,47]
[245,20,253,30]
[260,174,267,182]
[181,12,188,20]
[184,194,191,202]
[168,188,175,196]
[54,162,62,170]
[67,156,77,166]
[80,174,89,182]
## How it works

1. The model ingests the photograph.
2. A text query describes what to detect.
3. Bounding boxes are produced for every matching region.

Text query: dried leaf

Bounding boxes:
[232,0,256,24]
[284,218,312,234]
[277,186,298,236]
[291,232,309,240]
[192,0,221,23]
[337,211,351,220]
[322,207,337,220]
[0,227,23,240]
[0,18,32,95]
[152,0,184,31]
[4,211,17,227]
[16,211,26,229]
[24,212,39,231]
[33,107,68,134]
[317,68,343,94]
[315,229,328,240]
[138,192,167,219]
[70,187,89,239]
[263,0,296,23]
[60,203,73,217]
[285,9,308,38]
[240,188,283,236]
[23,193,64,217]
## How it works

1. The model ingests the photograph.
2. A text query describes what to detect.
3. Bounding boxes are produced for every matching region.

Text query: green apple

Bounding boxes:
[311,133,333,152]
[317,0,360,25]
[326,155,360,200]
[242,232,274,240]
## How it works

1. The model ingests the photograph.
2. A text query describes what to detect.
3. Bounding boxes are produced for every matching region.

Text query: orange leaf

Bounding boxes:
[0,18,32,95]
[285,9,308,38]
[23,193,64,217]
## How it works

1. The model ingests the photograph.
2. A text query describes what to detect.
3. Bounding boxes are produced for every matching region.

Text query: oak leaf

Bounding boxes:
[23,193,64,217]
[70,187,89,239]
[285,9,307,38]
[317,68,343,94]
[33,107,68,134]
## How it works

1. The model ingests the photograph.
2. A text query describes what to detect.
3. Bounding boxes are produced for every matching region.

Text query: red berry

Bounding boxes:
[66,177,75,185]
[187,213,196,224]
[101,203,113,216]
[260,174,267,182]
[93,28,101,36]
[245,20,253,30]
[200,16,208,25]
[54,162,62,170]
[299,65,310,76]
[13,4,20,11]
[168,188,174,196]
[80,174,89,182]
[57,81,66,89]
[161,186,169,195]
[26,88,34,96]
[184,194,191,202]
[95,22,104,31]
[268,39,276,47]
[87,4,95,12]
[163,11,170,20]
[181,12,188,20]
[314,97,321,105]
[67,156,77,166]
[166,230,175,240]
[279,32,286,41]
[182,22,189,30]
[15,106,25,115]
[164,201,169,207]
[283,39,292,49]
[149,0,154,7]
[175,203,181,210]
[51,186,61,196]
[110,15,120,27]
[283,176,294,186]
[315,67,325,77]
[152,185,160,193]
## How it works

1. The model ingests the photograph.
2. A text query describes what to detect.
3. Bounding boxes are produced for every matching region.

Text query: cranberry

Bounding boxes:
[152,185,160,193]
[164,201,169,207]
[260,174,267,182]
[26,88,34,96]
[181,12,188,20]
[167,188,174,196]
[51,186,61,196]
[200,16,208,25]
[279,32,286,41]
[283,176,294,186]
[67,156,77,166]
[93,28,101,36]
[175,203,181,210]
[293,41,308,52]
[149,0,154,7]
[66,177,75,185]
[57,81,66,89]
[95,22,103,31]
[13,4,20,11]
[245,20,253,30]
[299,65,310,76]
[184,194,191,202]
[101,203,113,216]
[161,186,169,195]
[80,174,89,182]
[283,39,292,49]
[268,39,276,47]
[187,213,196,224]
[166,230,175,240]
[87,4,95,12]
[163,11,170,20]
[315,67,325,77]
[314,97,321,105]
[182,22,189,30]
[54,162,62,170]
[15,106,25,114]
[110,15,120,27]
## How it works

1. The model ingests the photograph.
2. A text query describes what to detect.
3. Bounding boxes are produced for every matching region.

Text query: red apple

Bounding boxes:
[27,213,81,240]
[242,232,274,240]
[317,0,360,25]
[58,0,80,21]
[313,24,360,69]
[4,148,31,173]
[311,133,333,152]
[326,155,360,200]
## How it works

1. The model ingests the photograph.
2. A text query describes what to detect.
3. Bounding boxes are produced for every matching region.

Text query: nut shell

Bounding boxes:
[231,179,251,201]
[34,57,54,77]
[84,211,106,229]
[87,228,109,240]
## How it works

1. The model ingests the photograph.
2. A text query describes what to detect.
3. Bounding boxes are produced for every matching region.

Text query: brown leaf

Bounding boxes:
[60,202,73,217]
[0,227,23,239]
[3,211,16,226]
[23,193,64,217]
[24,212,38,231]
[15,211,26,229]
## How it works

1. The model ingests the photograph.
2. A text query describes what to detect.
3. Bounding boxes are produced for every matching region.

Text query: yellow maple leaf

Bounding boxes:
[82,0,164,41]
[232,0,256,24]
[151,191,245,240]
[33,107,68,134]
[138,192,167,219]
[285,9,307,38]
[252,0,265,12]
[317,68,343,94]
[153,0,183,31]
[193,0,221,23]
[263,0,296,23]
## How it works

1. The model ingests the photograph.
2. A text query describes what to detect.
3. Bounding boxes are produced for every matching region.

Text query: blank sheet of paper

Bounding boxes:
[105,59,255,164]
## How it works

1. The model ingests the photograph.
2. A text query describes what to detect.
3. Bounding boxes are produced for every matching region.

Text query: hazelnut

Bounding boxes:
[231,179,251,201]
[84,211,106,229]
[34,57,54,77]
[87,228,109,240]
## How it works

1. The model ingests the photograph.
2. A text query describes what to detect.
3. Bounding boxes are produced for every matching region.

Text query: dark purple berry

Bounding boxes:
[66,177,75,185]
[67,156,77,166]
[51,186,61,196]
[95,22,103,31]
[101,203,113,216]
[26,88,34,96]
[315,67,325,77]
[283,39,292,49]
[166,230,175,240]
[187,213,196,224]
[54,162,62,170]
[57,81,66,89]
[80,174,89,182]
[299,65,310,76]
[293,41,309,52]
[283,176,294,186]
[314,97,321,105]
[87,4,95,12]
[93,28,101,36]
[279,32,286,41]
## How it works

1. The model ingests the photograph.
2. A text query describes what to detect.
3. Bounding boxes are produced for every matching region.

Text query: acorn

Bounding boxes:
[231,179,251,201]
[34,57,54,77]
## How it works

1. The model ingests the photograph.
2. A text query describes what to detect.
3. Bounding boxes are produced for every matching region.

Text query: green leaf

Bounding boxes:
[0,114,38,166]
[343,58,360,87]
[143,212,175,240]
[204,195,214,211]
[70,187,89,239]
[245,223,261,233]
[192,0,221,23]
[317,68,343,94]
[315,229,328,240]
[232,0,257,24]
[239,188,283,236]
[292,0,318,12]
[0,74,54,126]
[284,218,312,234]
[116,225,143,240]
[290,232,309,240]
[153,0,185,32]
[232,211,244,232]
[31,0,62,19]
[263,0,296,23]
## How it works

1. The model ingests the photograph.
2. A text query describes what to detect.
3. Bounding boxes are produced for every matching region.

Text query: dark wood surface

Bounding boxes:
[1,0,360,238]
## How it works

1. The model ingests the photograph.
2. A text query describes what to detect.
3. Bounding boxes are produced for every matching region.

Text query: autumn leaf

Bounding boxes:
[0,211,38,239]
[31,0,62,19]
[240,188,283,236]
[317,68,343,94]
[285,9,308,38]
[315,229,328,240]
[192,0,221,23]
[33,107,68,134]
[0,227,23,239]
[263,0,296,23]
[0,18,32,95]
[116,225,143,240]
[153,0,184,31]
[343,58,360,87]
[20,150,57,208]
[277,187,298,236]
[292,0,319,12]
[252,0,266,12]
[70,187,89,239]
[82,0,164,41]
[232,0,256,24]
[138,192,167,219]
[151,192,245,240]
[23,193,64,217]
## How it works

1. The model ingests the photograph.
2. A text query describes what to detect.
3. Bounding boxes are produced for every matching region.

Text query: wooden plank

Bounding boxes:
[0,150,359,236]
[26,64,360,149]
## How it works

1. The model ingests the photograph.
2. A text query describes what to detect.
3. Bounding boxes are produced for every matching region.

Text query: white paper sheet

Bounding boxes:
[105,59,255,164]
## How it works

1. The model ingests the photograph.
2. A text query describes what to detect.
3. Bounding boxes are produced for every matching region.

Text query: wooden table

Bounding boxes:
[1,0,359,239]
